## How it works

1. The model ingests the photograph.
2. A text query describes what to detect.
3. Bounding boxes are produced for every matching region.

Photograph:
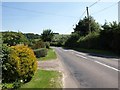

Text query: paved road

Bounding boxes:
[54,47,119,88]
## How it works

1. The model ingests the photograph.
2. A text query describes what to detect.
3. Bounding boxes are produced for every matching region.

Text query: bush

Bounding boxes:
[45,42,50,49]
[2,44,13,83]
[34,48,47,58]
[32,40,45,49]
[2,45,37,83]
[50,42,59,47]
[50,41,63,47]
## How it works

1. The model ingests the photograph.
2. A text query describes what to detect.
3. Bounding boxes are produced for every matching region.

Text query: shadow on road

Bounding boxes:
[62,47,120,59]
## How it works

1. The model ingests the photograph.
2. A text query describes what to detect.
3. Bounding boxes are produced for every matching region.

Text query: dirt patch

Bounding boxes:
[37,59,63,71]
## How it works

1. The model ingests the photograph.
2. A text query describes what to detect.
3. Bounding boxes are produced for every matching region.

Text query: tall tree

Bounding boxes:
[41,29,54,42]
[74,16,100,36]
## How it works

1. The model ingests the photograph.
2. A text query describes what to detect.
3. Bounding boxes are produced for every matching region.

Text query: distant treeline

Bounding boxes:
[24,33,41,40]
[2,16,120,55]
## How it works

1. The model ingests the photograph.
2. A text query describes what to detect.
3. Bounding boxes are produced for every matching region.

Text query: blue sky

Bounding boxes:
[2,2,119,34]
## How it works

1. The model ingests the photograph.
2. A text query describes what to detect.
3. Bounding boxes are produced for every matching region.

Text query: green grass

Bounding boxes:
[21,70,62,88]
[37,48,57,61]
[1,70,62,89]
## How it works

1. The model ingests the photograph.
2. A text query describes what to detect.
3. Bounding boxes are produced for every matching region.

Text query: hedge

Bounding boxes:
[34,48,47,58]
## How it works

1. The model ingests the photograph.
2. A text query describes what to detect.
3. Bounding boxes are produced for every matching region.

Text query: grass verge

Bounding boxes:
[73,48,120,57]
[21,70,62,88]
[37,48,57,61]
[63,47,119,57]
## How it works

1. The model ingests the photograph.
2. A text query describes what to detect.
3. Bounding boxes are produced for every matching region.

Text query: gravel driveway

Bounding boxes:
[37,58,63,71]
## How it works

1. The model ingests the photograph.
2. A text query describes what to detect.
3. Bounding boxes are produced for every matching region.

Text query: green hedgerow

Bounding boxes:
[34,48,47,58]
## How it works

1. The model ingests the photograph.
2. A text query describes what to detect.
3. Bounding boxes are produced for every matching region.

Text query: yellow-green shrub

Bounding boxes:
[2,45,37,83]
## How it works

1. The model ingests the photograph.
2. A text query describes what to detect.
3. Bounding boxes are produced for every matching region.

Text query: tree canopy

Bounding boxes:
[41,29,54,42]
[74,16,100,36]
[24,33,41,40]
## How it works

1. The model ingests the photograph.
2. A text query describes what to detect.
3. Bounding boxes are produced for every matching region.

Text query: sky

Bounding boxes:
[1,1,119,34]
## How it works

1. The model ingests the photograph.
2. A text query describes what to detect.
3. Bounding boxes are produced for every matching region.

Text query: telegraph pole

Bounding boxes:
[86,7,90,33]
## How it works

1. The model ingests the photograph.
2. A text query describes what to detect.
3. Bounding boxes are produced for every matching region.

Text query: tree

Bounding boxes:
[100,21,120,53]
[64,33,80,47]
[74,16,100,36]
[51,34,69,46]
[74,16,89,36]
[41,29,54,42]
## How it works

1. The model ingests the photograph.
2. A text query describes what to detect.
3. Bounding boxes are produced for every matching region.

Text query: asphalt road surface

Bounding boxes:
[53,47,119,88]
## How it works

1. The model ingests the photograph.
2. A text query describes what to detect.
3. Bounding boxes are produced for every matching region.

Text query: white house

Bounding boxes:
[118,1,120,22]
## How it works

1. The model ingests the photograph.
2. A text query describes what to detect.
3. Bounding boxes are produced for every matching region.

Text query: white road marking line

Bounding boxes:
[94,61,119,72]
[64,50,87,56]
[63,50,69,51]
[89,56,119,61]
[63,50,74,52]
[62,48,119,72]
[75,52,87,56]
[111,59,119,61]
[76,54,88,59]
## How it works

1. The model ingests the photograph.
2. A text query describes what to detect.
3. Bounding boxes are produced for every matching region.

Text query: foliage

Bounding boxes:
[2,83,13,89]
[50,42,58,47]
[74,16,100,36]
[45,42,50,49]
[65,20,120,55]
[2,80,23,89]
[24,33,41,48]
[77,32,100,49]
[100,21,120,54]
[51,34,69,47]
[34,48,47,58]
[2,44,14,83]
[32,40,45,49]
[27,39,36,48]
[2,31,29,46]
[2,45,37,83]
[41,29,54,42]
[12,80,23,89]
[37,48,57,61]
[24,33,41,40]
[64,33,80,47]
